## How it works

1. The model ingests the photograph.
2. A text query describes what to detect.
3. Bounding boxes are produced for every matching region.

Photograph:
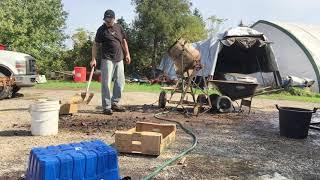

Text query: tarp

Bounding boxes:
[158,27,279,81]
[157,53,178,80]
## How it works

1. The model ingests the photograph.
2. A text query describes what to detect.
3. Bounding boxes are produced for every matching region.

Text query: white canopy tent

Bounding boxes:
[158,27,280,85]
[252,20,320,92]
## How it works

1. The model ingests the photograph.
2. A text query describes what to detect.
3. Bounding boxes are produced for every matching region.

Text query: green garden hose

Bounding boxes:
[142,110,198,180]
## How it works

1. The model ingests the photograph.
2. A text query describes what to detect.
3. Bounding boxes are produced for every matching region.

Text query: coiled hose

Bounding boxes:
[142,110,198,180]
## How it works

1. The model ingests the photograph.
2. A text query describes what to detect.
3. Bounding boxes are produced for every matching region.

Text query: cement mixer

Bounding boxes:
[168,38,201,76]
[158,38,212,115]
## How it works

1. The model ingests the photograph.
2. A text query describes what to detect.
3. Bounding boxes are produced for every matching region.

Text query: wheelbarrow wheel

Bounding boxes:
[209,93,220,111]
[217,96,233,113]
[158,91,167,108]
[196,94,207,106]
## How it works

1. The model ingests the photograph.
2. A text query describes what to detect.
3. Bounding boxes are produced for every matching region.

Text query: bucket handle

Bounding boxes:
[276,104,318,113]
[313,108,318,113]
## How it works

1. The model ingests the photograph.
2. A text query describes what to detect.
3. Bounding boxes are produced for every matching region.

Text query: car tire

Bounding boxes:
[12,85,21,95]
[0,71,13,100]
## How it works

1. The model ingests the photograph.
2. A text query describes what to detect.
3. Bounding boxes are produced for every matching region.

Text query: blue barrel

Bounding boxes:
[25,140,120,180]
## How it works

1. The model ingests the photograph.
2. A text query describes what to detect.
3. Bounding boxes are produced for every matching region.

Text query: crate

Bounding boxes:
[115,122,176,155]
[26,140,120,180]
[59,103,78,115]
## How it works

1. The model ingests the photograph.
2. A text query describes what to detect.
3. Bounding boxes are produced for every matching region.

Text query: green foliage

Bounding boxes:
[61,29,93,70]
[115,18,152,77]
[258,87,320,103]
[207,15,227,38]
[72,28,94,47]
[285,87,316,97]
[0,0,67,73]
[130,0,207,78]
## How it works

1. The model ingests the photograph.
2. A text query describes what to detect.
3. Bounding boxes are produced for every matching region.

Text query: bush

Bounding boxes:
[286,87,315,97]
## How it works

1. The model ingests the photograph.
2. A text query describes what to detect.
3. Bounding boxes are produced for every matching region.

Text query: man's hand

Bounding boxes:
[90,58,97,67]
[125,55,131,64]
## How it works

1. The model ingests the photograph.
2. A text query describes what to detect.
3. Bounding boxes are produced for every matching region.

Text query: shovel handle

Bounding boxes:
[86,67,95,93]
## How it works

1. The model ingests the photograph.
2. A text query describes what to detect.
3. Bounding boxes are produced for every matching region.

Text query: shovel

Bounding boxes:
[71,67,95,104]
[80,67,95,104]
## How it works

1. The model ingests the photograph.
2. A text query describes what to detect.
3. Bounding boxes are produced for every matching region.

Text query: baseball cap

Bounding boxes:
[104,9,115,20]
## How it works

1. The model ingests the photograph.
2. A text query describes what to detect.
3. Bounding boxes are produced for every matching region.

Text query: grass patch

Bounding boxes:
[257,87,320,103]
[34,80,217,95]
[257,94,320,103]
[34,80,162,93]
[34,81,320,103]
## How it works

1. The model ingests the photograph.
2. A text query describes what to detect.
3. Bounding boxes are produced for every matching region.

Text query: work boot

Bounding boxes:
[112,104,126,112]
[103,109,113,115]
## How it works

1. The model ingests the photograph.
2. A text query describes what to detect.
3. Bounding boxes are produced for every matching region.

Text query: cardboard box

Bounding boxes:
[115,122,176,156]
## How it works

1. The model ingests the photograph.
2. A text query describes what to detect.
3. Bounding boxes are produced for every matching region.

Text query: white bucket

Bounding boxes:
[29,99,60,136]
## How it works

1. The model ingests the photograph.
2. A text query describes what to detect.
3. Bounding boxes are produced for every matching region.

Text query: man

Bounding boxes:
[90,9,131,115]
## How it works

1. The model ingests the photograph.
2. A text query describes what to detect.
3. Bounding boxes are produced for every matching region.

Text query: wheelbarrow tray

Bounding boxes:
[209,80,259,100]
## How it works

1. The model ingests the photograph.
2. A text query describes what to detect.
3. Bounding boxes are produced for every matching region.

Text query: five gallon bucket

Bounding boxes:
[74,67,87,82]
[30,99,60,136]
[276,105,317,139]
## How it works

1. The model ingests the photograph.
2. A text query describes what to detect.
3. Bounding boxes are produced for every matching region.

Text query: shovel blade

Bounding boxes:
[85,93,94,104]
[80,92,87,100]
[70,93,84,104]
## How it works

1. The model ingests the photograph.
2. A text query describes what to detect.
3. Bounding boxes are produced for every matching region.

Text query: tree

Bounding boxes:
[131,0,207,78]
[117,17,131,36]
[116,17,136,76]
[193,8,202,19]
[62,28,94,70]
[207,15,227,38]
[72,28,93,47]
[0,0,67,73]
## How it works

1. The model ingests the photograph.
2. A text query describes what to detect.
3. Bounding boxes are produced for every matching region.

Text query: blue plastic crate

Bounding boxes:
[26,140,120,180]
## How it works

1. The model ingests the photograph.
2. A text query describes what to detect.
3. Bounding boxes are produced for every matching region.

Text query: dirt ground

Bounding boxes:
[0,88,319,180]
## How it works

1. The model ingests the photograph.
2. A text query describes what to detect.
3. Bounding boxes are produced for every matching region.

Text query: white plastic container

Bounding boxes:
[29,99,60,136]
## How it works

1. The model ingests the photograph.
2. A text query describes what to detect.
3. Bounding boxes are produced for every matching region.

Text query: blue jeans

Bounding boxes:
[101,60,125,110]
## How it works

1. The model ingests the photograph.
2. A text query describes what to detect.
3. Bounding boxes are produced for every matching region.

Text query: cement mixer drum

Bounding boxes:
[168,38,201,76]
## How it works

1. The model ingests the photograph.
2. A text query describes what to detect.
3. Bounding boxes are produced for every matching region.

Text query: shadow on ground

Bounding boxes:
[0,171,25,180]
[0,130,31,137]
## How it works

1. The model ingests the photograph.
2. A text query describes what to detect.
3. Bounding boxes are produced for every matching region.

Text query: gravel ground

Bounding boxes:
[0,88,319,180]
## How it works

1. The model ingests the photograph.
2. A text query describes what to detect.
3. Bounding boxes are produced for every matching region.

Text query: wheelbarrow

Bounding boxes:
[208,80,259,113]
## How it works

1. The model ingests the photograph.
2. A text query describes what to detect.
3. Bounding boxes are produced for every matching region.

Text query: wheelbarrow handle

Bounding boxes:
[275,104,280,110]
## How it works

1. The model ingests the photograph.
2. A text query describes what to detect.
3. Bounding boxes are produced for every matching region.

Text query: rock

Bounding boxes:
[178,157,186,165]
[81,122,87,126]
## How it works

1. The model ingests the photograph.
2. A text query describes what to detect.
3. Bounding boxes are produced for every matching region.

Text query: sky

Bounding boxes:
[62,0,320,46]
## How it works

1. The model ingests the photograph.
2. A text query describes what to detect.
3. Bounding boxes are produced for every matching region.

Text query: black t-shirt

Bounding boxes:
[95,23,126,62]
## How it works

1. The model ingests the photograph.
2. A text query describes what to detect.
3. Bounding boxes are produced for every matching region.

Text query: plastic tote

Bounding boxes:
[25,140,120,180]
